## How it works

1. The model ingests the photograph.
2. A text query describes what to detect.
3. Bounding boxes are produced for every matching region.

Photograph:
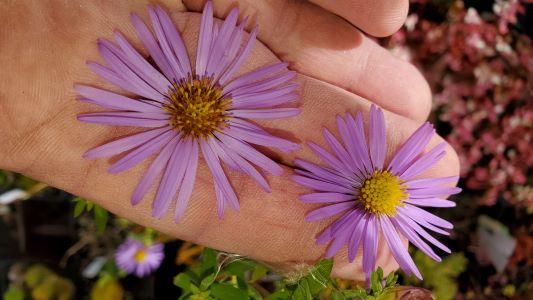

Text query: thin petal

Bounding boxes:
[380,216,422,279]
[305,202,355,222]
[83,127,171,159]
[300,192,355,204]
[231,108,300,119]
[291,175,354,194]
[362,215,378,278]
[388,123,434,175]
[223,62,289,94]
[400,142,447,180]
[131,13,175,80]
[108,130,175,174]
[405,197,456,207]
[77,112,169,127]
[152,139,191,218]
[75,85,162,112]
[174,140,199,222]
[196,1,214,76]
[131,134,180,205]
[369,105,386,170]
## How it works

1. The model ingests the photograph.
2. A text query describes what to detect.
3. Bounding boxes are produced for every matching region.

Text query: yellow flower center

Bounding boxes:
[134,249,148,263]
[358,170,408,216]
[164,76,232,138]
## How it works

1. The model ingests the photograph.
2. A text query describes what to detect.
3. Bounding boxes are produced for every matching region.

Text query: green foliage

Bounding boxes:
[174,248,400,300]
[72,197,109,232]
[404,251,467,300]
[3,285,24,300]
[21,264,75,300]
[174,248,264,299]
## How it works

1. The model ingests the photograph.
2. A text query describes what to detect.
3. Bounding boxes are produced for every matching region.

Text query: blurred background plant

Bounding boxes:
[0,0,531,299]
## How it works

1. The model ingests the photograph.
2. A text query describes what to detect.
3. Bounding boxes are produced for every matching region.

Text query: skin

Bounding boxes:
[0,0,459,281]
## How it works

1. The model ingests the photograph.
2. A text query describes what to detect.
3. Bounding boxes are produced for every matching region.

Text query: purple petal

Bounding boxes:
[408,187,462,198]
[213,139,270,192]
[305,201,355,222]
[205,8,239,77]
[362,215,378,278]
[215,132,283,175]
[196,1,214,76]
[322,128,358,174]
[307,142,351,176]
[219,26,258,84]
[113,31,171,93]
[78,112,169,127]
[154,6,192,75]
[325,217,360,258]
[395,212,451,253]
[87,61,140,95]
[300,192,355,204]
[401,204,453,229]
[224,126,300,153]
[294,159,356,188]
[108,130,175,174]
[406,176,459,189]
[97,40,165,101]
[346,113,373,175]
[131,13,175,80]
[405,197,456,207]
[292,175,354,194]
[388,122,434,175]
[152,139,192,218]
[231,93,299,110]
[131,134,180,205]
[174,140,199,222]
[336,115,366,178]
[201,139,240,214]
[84,127,171,159]
[231,108,300,119]
[223,62,289,94]
[369,105,386,170]
[390,217,441,262]
[230,71,296,97]
[400,142,447,180]
[147,6,187,80]
[75,85,162,112]
[232,83,298,104]
[379,216,422,279]
[348,214,366,262]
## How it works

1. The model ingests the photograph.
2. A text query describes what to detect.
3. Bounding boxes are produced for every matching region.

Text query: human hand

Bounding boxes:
[0,0,459,281]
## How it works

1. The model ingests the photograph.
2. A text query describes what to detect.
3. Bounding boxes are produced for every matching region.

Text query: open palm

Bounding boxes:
[0,0,459,280]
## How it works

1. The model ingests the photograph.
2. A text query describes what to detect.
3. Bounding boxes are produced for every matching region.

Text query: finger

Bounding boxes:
[309,0,409,37]
[183,0,432,122]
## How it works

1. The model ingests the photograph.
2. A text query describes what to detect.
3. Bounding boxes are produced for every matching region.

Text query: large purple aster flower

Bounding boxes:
[115,238,164,278]
[76,2,299,221]
[292,105,461,280]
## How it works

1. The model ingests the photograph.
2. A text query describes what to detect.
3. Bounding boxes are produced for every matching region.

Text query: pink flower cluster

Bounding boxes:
[383,0,532,207]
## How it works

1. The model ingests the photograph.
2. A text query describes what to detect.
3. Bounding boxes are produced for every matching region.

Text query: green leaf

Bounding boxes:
[384,272,397,287]
[251,265,268,282]
[200,273,216,291]
[292,279,313,300]
[370,269,382,294]
[94,205,108,232]
[86,201,94,211]
[3,285,25,300]
[73,198,86,218]
[201,248,218,275]
[210,283,248,300]
[266,290,291,300]
[342,289,368,299]
[174,273,193,291]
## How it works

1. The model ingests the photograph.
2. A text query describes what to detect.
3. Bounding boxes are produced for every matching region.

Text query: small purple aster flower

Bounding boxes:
[76,2,299,221]
[115,238,164,278]
[292,105,461,280]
